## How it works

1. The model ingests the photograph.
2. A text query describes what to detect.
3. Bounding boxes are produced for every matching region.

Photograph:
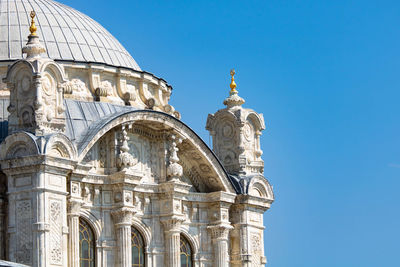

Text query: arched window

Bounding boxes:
[131,227,145,267]
[180,235,193,267]
[79,218,96,267]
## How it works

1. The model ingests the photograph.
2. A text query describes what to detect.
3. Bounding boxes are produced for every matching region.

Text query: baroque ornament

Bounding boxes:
[167,134,183,181]
[117,125,138,170]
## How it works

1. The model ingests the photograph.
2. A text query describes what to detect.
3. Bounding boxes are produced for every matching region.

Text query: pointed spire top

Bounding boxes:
[224,68,245,108]
[22,11,46,59]
[230,69,237,94]
[29,11,37,36]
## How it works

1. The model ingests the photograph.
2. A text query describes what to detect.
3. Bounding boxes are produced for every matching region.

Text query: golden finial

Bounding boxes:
[29,11,37,36]
[229,69,237,94]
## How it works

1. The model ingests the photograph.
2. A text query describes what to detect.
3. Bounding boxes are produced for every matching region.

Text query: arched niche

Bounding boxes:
[247,175,274,200]
[0,131,40,160]
[43,133,77,160]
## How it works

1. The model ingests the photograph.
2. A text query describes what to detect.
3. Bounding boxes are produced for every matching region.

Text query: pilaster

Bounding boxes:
[67,199,82,267]
[206,197,234,267]
[160,216,185,267]
[111,207,135,267]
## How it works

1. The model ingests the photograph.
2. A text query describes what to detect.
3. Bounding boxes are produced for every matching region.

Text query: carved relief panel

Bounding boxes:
[13,69,35,131]
[5,59,67,135]
[15,200,33,265]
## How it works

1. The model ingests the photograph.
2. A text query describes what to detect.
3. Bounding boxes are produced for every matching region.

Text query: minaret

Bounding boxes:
[3,11,67,135]
[206,69,265,175]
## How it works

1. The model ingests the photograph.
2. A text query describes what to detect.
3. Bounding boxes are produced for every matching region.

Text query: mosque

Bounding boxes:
[0,0,274,266]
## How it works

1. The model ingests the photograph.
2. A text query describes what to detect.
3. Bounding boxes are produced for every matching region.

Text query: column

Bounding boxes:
[68,200,81,267]
[207,224,233,267]
[161,217,184,267]
[111,207,135,267]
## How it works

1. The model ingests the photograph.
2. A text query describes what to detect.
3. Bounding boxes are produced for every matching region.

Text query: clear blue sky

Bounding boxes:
[61,0,400,266]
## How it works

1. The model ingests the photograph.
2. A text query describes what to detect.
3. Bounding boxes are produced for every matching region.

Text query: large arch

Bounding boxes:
[76,110,236,193]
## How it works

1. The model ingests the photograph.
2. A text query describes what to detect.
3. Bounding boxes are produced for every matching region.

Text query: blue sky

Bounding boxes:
[62,0,400,266]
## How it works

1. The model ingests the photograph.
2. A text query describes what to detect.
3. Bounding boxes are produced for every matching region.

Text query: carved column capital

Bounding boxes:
[67,198,82,217]
[207,223,234,267]
[207,223,233,241]
[161,215,185,233]
[111,207,135,227]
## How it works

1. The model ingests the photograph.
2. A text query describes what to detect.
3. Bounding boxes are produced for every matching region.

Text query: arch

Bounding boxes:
[246,111,266,131]
[247,175,274,200]
[40,61,67,84]
[43,133,77,160]
[79,217,96,267]
[131,217,151,251]
[180,234,193,267]
[179,229,199,256]
[79,210,102,241]
[76,110,236,193]
[206,109,242,131]
[4,60,35,83]
[131,226,145,267]
[0,131,40,160]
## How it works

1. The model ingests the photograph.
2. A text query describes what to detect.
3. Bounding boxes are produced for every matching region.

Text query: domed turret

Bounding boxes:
[206,70,266,175]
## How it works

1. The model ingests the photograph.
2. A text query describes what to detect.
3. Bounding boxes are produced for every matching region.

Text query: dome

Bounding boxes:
[0,0,141,71]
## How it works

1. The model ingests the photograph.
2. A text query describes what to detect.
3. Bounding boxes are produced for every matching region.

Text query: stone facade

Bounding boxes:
[0,1,274,267]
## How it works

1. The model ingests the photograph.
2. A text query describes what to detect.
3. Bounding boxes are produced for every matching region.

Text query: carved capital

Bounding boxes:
[111,207,135,226]
[207,224,233,241]
[160,215,185,233]
[67,199,82,216]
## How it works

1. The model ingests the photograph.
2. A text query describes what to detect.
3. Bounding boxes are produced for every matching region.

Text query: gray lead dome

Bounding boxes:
[0,0,141,71]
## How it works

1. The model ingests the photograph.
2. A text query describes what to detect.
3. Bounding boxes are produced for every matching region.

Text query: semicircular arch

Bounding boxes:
[77,110,235,193]
[0,131,40,160]
[79,210,102,242]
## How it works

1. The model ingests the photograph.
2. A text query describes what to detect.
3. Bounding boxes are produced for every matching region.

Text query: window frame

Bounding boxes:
[131,226,145,267]
[79,218,96,267]
[180,234,193,267]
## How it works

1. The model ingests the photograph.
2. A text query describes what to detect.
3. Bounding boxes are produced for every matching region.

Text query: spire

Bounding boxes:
[223,68,245,108]
[22,11,46,59]
[230,69,237,94]
[29,11,37,36]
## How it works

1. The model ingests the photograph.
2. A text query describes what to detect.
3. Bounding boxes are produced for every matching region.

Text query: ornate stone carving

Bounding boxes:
[117,125,138,170]
[111,207,135,226]
[251,233,262,266]
[50,200,62,265]
[63,78,92,101]
[206,70,266,175]
[99,138,107,168]
[161,216,185,232]
[4,26,67,135]
[167,134,183,181]
[95,80,113,98]
[208,224,232,240]
[16,200,32,265]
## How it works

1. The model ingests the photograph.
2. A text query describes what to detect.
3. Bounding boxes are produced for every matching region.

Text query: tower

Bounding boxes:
[206,69,265,176]
[4,12,67,136]
[206,70,273,266]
